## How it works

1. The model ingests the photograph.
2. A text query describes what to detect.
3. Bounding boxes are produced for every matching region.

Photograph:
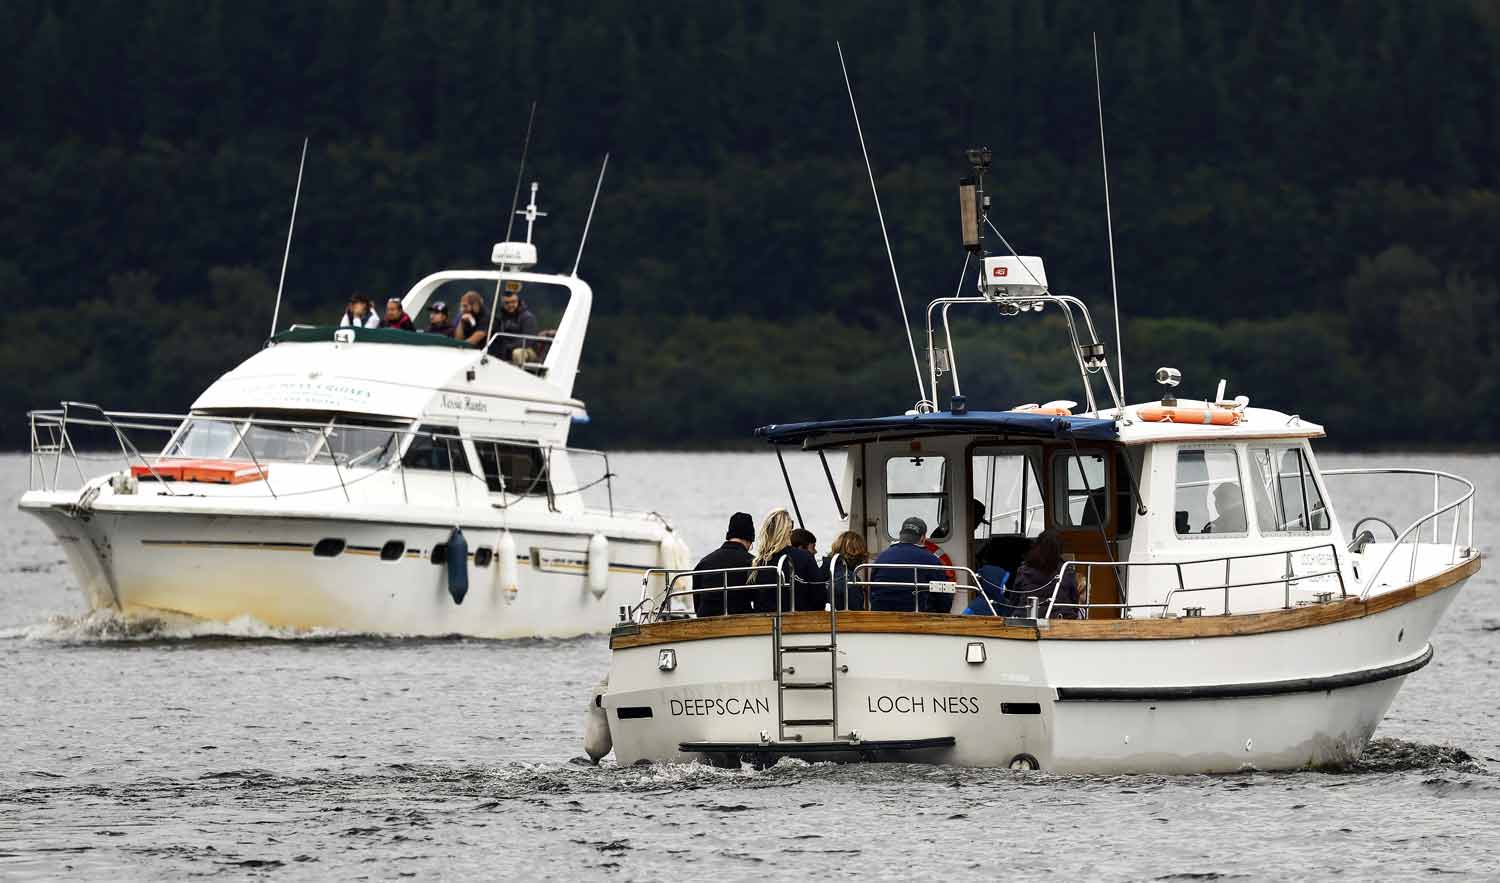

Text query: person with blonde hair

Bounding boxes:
[751,508,825,612]
[822,530,869,610]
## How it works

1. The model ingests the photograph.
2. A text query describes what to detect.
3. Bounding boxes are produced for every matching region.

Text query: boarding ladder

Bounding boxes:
[771,561,844,743]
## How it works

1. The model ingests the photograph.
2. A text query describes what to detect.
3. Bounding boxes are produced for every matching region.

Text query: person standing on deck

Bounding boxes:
[691,513,756,617]
[869,517,947,612]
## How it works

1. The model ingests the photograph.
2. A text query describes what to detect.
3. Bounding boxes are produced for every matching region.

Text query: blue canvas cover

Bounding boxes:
[755,410,1118,446]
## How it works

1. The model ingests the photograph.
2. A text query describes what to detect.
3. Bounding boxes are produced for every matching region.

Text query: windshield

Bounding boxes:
[165,412,408,468]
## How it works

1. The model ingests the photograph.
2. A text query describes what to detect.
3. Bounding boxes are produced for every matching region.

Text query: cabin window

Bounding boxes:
[970,448,1042,538]
[1248,446,1330,533]
[885,455,948,540]
[1174,448,1246,536]
[401,426,470,474]
[1052,453,1110,529]
[475,440,551,496]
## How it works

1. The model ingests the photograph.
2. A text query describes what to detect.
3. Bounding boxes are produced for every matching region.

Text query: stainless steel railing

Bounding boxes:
[631,559,995,623]
[1320,467,1477,598]
[24,402,618,513]
[1043,542,1347,619]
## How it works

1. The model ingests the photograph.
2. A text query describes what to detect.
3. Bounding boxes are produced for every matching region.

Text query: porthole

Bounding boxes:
[380,540,405,561]
[430,544,448,565]
[474,547,494,567]
[313,538,346,558]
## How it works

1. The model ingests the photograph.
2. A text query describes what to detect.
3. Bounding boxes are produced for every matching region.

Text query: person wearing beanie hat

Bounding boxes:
[691,512,756,617]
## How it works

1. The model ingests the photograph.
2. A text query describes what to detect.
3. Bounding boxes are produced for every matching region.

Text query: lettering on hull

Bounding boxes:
[866,695,981,714]
[668,697,772,717]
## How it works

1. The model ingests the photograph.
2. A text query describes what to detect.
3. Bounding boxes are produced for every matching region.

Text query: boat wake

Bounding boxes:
[0,608,357,643]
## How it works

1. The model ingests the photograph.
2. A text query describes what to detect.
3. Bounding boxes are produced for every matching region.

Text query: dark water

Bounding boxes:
[3,452,1498,880]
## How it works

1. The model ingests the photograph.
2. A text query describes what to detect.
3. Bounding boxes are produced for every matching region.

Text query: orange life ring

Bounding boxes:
[1138,405,1241,426]
[922,539,957,581]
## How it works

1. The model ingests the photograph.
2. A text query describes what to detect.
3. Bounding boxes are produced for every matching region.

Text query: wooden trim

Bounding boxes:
[610,555,1479,649]
[610,611,1040,650]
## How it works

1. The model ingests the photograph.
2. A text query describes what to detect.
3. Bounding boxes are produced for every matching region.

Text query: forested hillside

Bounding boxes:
[2,1,1496,447]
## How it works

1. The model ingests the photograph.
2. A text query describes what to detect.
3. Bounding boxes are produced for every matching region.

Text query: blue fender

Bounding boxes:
[447,527,469,605]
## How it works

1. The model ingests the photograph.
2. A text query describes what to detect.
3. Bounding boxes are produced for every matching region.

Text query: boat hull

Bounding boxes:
[602,557,1474,773]
[21,496,674,639]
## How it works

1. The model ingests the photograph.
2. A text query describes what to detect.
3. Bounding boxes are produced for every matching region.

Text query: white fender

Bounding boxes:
[496,530,520,604]
[656,530,694,613]
[583,676,613,764]
[587,533,610,598]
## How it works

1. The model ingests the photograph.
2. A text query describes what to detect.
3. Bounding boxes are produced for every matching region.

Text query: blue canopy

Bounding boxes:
[755,410,1118,447]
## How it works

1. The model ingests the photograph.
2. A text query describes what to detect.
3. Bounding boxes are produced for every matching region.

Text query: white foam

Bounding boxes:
[5,608,356,642]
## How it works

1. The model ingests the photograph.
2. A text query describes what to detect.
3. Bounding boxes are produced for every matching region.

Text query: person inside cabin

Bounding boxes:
[494,284,541,366]
[750,508,826,613]
[963,542,1014,616]
[1008,529,1082,619]
[1202,482,1247,534]
[339,293,380,328]
[691,512,756,617]
[821,530,869,610]
[424,301,455,336]
[869,516,947,612]
[384,298,414,331]
[455,290,489,348]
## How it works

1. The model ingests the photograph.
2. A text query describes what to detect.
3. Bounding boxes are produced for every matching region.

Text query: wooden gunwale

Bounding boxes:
[609,554,1478,650]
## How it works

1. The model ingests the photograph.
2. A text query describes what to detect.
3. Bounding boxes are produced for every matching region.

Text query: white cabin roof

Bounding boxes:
[192,337,583,420]
[1107,402,1324,445]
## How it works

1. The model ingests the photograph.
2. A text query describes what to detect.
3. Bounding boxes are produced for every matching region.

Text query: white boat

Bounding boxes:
[19,185,690,638]
[588,155,1480,773]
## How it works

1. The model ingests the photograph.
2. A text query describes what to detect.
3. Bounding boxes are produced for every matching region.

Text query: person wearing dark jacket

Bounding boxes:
[749,508,826,613]
[494,286,541,365]
[1009,529,1082,619]
[692,512,756,617]
[869,517,947,612]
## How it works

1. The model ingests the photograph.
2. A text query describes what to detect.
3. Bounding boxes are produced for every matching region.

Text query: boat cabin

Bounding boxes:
[759,401,1347,620]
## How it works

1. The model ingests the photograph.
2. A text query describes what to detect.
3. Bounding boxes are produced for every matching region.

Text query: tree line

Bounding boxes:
[1,0,1496,448]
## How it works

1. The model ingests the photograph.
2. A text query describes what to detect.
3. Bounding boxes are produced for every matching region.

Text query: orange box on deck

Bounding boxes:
[129,459,269,485]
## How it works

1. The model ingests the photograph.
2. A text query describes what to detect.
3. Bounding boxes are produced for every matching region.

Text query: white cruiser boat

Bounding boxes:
[20,186,690,638]
[588,154,1480,773]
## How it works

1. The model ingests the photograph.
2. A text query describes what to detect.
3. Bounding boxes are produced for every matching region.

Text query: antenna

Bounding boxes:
[836,41,929,411]
[268,138,308,337]
[504,101,538,243]
[572,153,609,276]
[484,105,539,362]
[1094,33,1125,404]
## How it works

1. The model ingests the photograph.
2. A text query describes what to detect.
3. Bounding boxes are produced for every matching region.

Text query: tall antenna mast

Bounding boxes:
[484,106,540,361]
[268,138,308,337]
[836,41,929,411]
[572,153,609,277]
[504,102,538,243]
[1094,33,1125,404]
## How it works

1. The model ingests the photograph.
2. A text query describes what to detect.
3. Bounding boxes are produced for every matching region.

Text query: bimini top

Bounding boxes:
[756,410,1119,447]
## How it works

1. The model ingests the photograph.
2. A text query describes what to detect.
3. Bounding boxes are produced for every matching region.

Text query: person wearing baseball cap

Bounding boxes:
[868,515,947,612]
[690,512,757,617]
[423,300,454,337]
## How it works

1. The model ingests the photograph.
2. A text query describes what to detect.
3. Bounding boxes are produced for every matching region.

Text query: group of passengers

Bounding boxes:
[689,509,1083,619]
[336,287,543,366]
